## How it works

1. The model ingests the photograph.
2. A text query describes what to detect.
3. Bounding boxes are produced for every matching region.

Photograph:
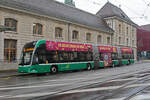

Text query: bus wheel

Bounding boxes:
[51,66,58,74]
[87,64,92,70]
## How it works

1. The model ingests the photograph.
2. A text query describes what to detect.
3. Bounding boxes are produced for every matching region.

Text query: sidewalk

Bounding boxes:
[0,70,18,78]
[0,62,18,78]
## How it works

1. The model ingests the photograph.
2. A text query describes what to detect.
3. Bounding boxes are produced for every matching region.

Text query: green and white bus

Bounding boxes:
[18,40,135,74]
[120,47,135,65]
[18,40,94,73]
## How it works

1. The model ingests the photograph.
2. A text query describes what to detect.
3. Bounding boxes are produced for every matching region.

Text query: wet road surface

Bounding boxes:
[0,62,150,100]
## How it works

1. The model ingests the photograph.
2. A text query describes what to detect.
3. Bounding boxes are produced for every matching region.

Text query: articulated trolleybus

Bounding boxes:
[18,40,134,74]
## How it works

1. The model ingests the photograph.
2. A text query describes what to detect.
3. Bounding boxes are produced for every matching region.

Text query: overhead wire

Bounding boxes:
[73,0,150,22]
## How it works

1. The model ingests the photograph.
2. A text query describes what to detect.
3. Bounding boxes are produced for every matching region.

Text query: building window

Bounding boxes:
[5,18,17,32]
[72,30,79,40]
[55,27,63,38]
[33,23,43,35]
[127,38,129,46]
[86,33,91,42]
[107,37,111,44]
[132,28,134,37]
[119,24,121,33]
[126,27,128,35]
[97,35,102,43]
[119,37,121,44]
[4,39,17,63]
[107,22,111,27]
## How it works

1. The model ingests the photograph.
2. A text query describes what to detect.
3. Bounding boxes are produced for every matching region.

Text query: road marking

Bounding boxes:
[0,83,69,90]
[107,97,126,100]
[0,92,58,98]
[130,94,150,100]
[110,77,141,82]
[0,77,91,88]
[2,77,11,80]
[0,80,118,91]
[0,95,10,98]
[59,85,122,95]
[127,83,150,88]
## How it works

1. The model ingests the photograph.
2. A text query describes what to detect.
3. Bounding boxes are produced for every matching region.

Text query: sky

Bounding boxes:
[56,0,150,26]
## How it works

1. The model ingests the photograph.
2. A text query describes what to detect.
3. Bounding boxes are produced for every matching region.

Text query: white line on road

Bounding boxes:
[107,97,126,100]
[109,77,142,82]
[0,92,58,98]
[130,94,150,100]
[59,85,123,95]
[127,83,150,88]
[0,83,69,90]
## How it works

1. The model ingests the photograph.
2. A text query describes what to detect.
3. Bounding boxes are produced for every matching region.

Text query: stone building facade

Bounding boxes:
[96,2,137,59]
[0,0,137,70]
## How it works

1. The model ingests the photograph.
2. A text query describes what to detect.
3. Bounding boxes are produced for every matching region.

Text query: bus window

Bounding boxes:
[72,52,78,62]
[59,51,69,62]
[34,46,46,64]
[46,51,59,63]
[19,41,36,65]
[99,53,103,60]
[122,53,131,59]
[78,52,86,61]
[24,51,32,65]
[112,53,118,60]
[68,52,74,61]
[86,52,93,61]
[38,50,46,64]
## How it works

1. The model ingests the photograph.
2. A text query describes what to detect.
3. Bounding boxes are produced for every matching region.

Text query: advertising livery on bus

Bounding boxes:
[18,40,135,74]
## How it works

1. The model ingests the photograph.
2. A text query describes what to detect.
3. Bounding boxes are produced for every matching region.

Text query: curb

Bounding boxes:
[0,69,17,73]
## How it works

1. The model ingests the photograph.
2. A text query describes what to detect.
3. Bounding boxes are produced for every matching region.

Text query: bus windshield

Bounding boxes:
[24,51,32,65]
[19,41,36,65]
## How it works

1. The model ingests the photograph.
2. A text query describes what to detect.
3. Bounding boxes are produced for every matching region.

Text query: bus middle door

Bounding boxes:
[103,53,112,67]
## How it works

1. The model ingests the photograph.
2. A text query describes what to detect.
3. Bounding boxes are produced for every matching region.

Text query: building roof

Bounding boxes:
[96,2,136,26]
[140,24,150,32]
[0,0,113,33]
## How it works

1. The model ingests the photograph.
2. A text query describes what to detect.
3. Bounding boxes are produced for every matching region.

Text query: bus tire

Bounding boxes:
[51,66,58,74]
[87,63,92,70]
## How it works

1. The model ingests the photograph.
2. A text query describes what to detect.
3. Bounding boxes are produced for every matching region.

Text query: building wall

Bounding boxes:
[137,28,150,51]
[0,7,111,66]
[105,18,137,60]
[0,32,4,61]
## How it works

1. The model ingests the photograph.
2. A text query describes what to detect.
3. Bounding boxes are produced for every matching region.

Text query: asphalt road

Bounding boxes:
[0,62,150,100]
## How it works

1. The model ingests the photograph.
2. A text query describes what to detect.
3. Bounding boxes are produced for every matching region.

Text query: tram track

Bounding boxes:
[30,63,150,100]
[0,63,148,89]
[0,63,149,100]
[124,86,150,100]
[101,74,150,100]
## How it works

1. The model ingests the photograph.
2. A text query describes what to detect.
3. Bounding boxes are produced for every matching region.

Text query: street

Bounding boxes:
[0,62,150,100]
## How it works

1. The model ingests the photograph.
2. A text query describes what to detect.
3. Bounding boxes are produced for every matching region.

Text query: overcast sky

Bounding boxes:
[56,0,150,26]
